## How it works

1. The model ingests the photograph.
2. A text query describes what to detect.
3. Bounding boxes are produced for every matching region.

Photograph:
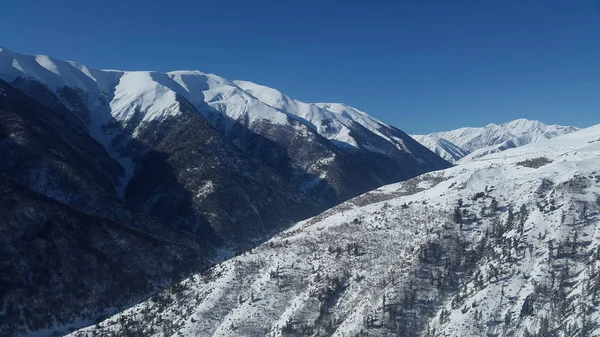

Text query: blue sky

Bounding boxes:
[1,0,599,133]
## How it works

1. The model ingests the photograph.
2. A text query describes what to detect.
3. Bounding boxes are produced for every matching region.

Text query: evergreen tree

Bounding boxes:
[538,316,549,336]
[490,197,499,212]
[504,311,512,326]
[581,202,588,222]
[453,207,463,227]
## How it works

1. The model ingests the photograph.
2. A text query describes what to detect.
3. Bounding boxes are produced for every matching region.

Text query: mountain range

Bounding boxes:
[1,46,594,337]
[412,119,579,163]
[0,47,450,232]
[0,47,449,337]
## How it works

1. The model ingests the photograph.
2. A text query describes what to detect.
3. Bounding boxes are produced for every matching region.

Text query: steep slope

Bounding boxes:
[413,119,579,163]
[0,77,215,337]
[70,125,600,337]
[0,47,450,244]
[234,80,419,154]
[0,78,124,218]
[0,48,319,244]
[120,98,318,242]
[0,59,312,335]
[410,134,470,163]
[230,80,450,202]
[0,175,208,337]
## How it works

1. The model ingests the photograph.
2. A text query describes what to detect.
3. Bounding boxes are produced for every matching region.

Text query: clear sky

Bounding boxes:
[1,0,599,133]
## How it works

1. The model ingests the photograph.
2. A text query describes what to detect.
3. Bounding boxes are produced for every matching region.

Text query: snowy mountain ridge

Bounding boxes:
[412,119,579,163]
[0,46,450,207]
[0,47,449,237]
[68,124,600,337]
[0,47,414,155]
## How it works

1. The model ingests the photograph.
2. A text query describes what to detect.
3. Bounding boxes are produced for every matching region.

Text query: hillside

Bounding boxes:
[69,125,600,336]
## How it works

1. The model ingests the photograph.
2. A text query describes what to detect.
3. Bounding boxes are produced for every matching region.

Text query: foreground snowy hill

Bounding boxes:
[413,119,578,163]
[70,124,600,336]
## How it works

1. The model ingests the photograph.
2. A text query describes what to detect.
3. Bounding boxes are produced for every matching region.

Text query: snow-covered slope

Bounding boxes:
[69,124,600,337]
[0,49,319,242]
[233,80,369,149]
[413,119,579,163]
[232,79,419,153]
[0,77,210,337]
[411,134,470,163]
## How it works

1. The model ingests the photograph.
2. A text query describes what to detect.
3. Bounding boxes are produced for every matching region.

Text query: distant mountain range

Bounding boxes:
[412,119,579,163]
[0,47,449,336]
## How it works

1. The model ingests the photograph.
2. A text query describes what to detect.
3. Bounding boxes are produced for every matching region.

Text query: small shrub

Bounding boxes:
[472,192,486,201]
[516,157,553,169]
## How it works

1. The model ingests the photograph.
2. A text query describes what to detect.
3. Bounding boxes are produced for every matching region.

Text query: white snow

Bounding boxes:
[411,134,470,163]
[233,80,403,153]
[110,71,181,122]
[195,180,214,199]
